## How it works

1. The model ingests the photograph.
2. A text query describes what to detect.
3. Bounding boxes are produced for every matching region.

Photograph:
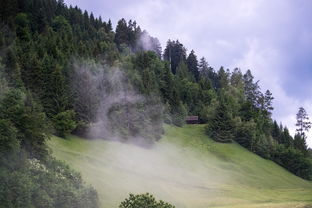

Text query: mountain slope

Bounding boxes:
[48,125,312,208]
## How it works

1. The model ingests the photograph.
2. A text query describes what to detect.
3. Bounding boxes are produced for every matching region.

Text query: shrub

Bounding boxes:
[119,193,175,208]
[53,110,77,137]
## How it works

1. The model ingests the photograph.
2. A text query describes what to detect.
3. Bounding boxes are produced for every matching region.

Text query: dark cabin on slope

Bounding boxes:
[186,116,199,124]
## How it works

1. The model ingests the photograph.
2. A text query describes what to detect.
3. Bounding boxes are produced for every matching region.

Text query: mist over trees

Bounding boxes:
[0,0,311,207]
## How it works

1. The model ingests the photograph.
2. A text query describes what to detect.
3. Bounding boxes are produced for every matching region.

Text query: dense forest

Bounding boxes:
[0,0,312,207]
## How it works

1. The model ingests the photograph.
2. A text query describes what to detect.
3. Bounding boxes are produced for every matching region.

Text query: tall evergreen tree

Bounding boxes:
[295,107,311,155]
[230,68,244,89]
[114,18,129,50]
[163,40,186,74]
[106,19,112,31]
[296,107,311,138]
[186,50,199,81]
[206,99,234,143]
[263,90,274,115]
[217,66,229,89]
[198,57,209,76]
[280,127,293,147]
[243,69,261,108]
[4,48,24,88]
[271,120,281,141]
[294,133,308,156]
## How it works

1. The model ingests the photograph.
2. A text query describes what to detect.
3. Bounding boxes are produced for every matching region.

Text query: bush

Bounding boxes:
[53,110,77,137]
[0,154,99,208]
[119,193,175,208]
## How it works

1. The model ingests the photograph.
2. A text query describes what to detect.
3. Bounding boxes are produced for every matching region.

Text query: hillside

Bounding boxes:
[48,125,312,208]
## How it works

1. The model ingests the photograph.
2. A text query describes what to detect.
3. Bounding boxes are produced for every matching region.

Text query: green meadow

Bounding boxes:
[48,125,312,208]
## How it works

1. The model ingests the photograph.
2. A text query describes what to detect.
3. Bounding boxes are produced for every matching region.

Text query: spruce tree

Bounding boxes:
[206,100,234,143]
[294,133,308,156]
[186,50,199,81]
[163,40,186,74]
[294,107,311,155]
[296,107,311,137]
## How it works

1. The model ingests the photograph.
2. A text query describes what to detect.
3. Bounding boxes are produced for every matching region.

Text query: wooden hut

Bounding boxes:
[186,116,199,124]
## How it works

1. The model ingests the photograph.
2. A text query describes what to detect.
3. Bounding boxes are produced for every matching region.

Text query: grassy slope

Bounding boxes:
[47,125,312,208]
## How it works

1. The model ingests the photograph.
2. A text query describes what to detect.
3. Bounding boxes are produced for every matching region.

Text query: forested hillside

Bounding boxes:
[0,0,312,207]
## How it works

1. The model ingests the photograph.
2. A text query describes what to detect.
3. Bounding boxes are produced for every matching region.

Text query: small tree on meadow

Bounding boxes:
[119,193,175,208]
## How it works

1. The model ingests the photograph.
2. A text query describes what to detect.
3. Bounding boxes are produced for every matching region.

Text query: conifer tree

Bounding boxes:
[263,90,274,115]
[186,50,199,81]
[295,107,311,155]
[296,107,311,138]
[163,40,186,74]
[206,99,234,143]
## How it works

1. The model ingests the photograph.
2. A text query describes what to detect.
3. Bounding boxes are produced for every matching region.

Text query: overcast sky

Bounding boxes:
[64,0,312,147]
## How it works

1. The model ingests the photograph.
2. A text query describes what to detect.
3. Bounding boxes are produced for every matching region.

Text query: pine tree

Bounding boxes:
[294,133,308,156]
[243,69,261,108]
[280,127,293,147]
[198,57,209,77]
[230,68,244,89]
[263,90,274,115]
[4,48,24,88]
[296,107,311,138]
[186,50,199,81]
[199,57,218,89]
[271,120,281,141]
[206,99,234,143]
[107,19,113,32]
[217,66,229,89]
[295,107,311,155]
[114,18,129,49]
[163,40,186,74]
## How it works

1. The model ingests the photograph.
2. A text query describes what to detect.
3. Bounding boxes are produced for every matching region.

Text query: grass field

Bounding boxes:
[47,125,312,208]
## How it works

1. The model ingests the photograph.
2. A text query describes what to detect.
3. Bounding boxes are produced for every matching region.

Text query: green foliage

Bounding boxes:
[163,40,186,74]
[294,133,308,156]
[205,100,234,143]
[273,145,312,180]
[108,97,164,144]
[233,117,257,149]
[171,101,187,127]
[0,89,98,207]
[0,154,99,208]
[176,62,191,80]
[0,0,310,186]
[114,19,145,53]
[52,110,77,137]
[4,48,24,88]
[0,89,48,157]
[0,119,19,154]
[186,50,199,81]
[15,13,31,41]
[197,95,217,123]
[119,193,175,208]
[49,126,312,208]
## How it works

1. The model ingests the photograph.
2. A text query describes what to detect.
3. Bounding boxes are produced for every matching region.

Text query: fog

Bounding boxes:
[67,59,229,207]
[66,134,231,208]
[63,30,235,206]
[70,60,163,145]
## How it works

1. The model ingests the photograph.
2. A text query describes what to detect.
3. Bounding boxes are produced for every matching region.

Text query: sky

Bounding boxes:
[64,0,312,147]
